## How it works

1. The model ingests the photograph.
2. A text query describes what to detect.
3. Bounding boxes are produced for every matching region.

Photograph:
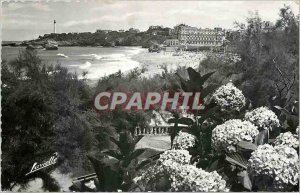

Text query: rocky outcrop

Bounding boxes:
[26,45,44,50]
[45,41,58,50]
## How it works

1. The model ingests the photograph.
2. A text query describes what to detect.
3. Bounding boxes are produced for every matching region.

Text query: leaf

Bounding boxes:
[167,118,177,124]
[102,149,122,160]
[135,159,153,171]
[134,135,145,145]
[199,71,216,86]
[130,148,147,160]
[237,170,252,190]
[87,155,120,191]
[110,136,120,149]
[155,176,171,191]
[274,105,299,128]
[237,141,257,152]
[273,105,283,110]
[225,153,247,169]
[198,105,218,122]
[293,102,299,115]
[277,107,292,116]
[187,67,202,82]
[175,73,189,92]
[201,84,219,99]
[178,117,194,125]
[287,114,299,129]
[268,138,276,144]
[206,157,225,172]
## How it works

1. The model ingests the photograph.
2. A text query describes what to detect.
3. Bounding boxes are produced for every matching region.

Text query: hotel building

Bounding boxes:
[174,24,225,47]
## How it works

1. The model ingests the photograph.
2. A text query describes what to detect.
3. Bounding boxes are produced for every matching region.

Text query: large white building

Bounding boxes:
[173,24,225,47]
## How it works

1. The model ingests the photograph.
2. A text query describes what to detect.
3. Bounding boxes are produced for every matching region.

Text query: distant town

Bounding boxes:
[2,21,274,52]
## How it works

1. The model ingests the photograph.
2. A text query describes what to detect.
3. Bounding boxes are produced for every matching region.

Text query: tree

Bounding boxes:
[233,6,298,108]
[1,50,99,190]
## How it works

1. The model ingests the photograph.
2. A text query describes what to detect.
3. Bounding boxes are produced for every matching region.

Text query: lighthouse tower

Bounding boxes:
[54,20,56,33]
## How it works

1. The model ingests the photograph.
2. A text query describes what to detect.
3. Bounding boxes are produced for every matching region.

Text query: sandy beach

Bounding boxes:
[132,50,206,77]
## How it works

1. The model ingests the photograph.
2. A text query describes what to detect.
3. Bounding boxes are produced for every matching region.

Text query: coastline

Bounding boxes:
[2,45,206,86]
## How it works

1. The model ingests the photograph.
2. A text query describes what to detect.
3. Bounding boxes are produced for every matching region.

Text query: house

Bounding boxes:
[96,29,112,33]
[164,39,179,47]
[128,28,140,33]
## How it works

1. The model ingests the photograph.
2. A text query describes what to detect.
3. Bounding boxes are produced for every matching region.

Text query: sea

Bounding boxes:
[1,46,146,84]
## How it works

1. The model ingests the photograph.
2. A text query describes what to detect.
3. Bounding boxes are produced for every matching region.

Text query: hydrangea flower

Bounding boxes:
[212,119,259,153]
[296,126,299,135]
[274,132,299,148]
[244,107,280,130]
[134,158,228,192]
[248,144,299,191]
[158,149,192,165]
[172,131,196,150]
[212,82,246,112]
[167,162,228,192]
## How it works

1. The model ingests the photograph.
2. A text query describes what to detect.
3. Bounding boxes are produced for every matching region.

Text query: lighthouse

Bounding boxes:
[54,20,56,33]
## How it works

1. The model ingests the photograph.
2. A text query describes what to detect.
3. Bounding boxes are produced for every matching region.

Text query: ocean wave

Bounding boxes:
[57,53,68,58]
[101,53,126,61]
[125,47,145,55]
[79,54,103,60]
[85,58,140,80]
[79,61,92,69]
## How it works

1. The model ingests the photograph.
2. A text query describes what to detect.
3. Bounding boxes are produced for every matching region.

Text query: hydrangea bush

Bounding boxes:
[274,132,299,148]
[134,151,228,192]
[212,82,246,112]
[172,131,196,150]
[248,144,299,191]
[212,119,259,153]
[244,107,280,130]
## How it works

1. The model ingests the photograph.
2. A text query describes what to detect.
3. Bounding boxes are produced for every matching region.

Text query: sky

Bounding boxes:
[2,0,299,41]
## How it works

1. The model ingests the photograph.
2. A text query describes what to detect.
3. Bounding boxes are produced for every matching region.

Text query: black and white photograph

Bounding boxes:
[1,0,299,192]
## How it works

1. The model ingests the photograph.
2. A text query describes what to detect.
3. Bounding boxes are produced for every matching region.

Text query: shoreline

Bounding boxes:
[131,50,206,77]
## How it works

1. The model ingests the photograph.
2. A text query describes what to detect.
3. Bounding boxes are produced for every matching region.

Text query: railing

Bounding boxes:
[134,126,171,136]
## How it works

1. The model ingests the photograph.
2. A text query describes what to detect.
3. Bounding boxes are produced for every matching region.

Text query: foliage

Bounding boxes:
[233,6,299,107]
[1,50,98,190]
[88,131,160,191]
[167,64,298,191]
[274,101,299,131]
[32,30,172,48]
